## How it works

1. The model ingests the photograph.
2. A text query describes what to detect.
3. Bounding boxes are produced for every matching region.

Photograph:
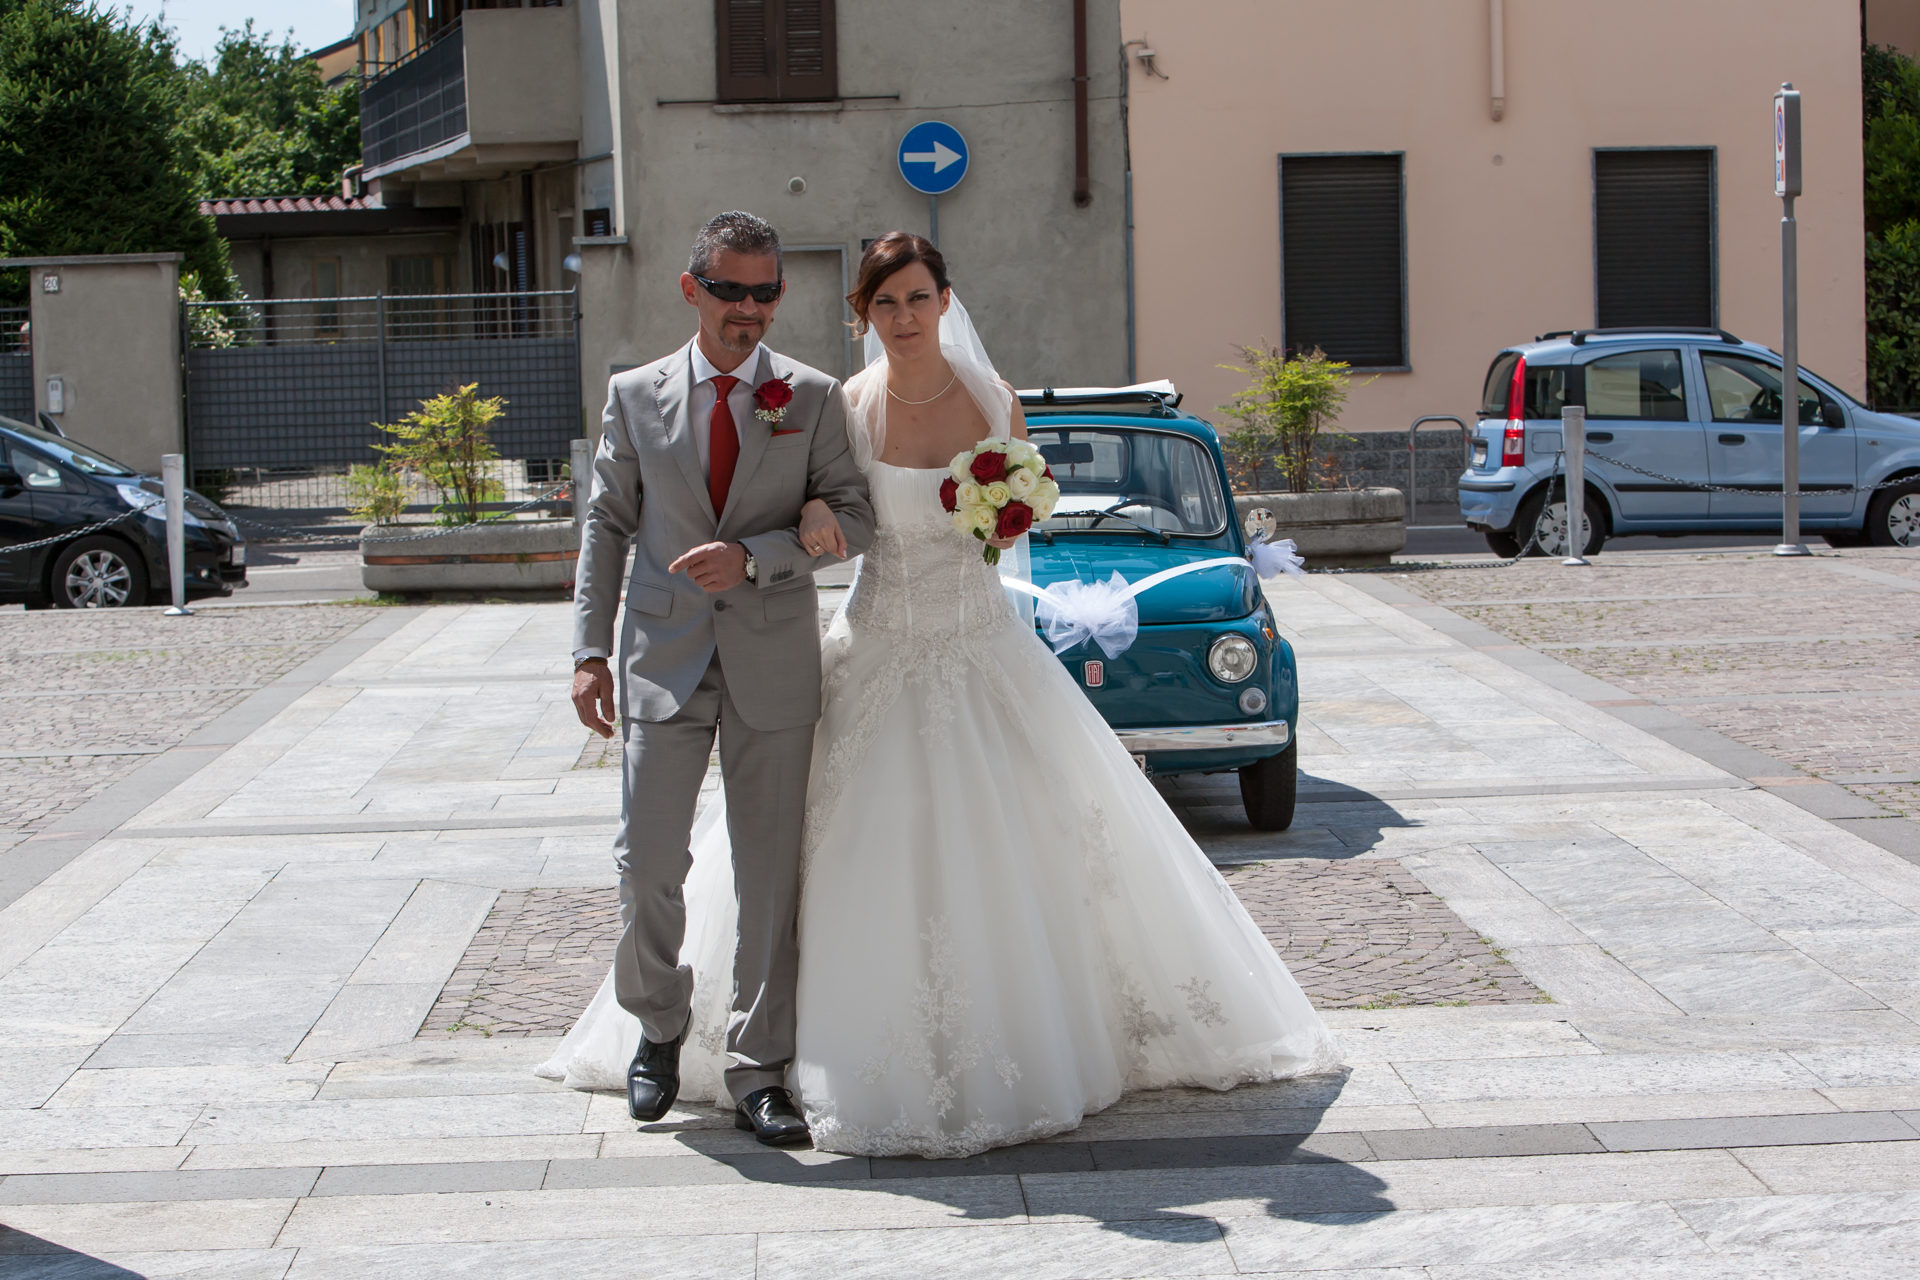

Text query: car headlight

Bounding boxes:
[1208,634,1258,683]
[116,484,204,526]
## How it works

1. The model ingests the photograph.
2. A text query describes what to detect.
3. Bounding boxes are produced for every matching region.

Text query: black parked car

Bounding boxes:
[0,415,246,608]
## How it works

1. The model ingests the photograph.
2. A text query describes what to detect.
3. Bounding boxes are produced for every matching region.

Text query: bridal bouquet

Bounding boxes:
[939,440,1061,564]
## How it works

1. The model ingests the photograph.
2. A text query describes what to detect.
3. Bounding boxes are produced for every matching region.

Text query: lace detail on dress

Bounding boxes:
[1180,977,1228,1027]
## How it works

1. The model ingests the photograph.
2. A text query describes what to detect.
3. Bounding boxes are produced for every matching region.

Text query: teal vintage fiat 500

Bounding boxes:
[1015,386,1300,830]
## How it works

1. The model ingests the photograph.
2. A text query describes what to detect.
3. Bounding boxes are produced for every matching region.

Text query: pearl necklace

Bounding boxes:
[886,372,957,406]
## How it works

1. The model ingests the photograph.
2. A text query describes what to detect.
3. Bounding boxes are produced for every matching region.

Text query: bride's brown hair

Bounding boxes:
[846,232,950,336]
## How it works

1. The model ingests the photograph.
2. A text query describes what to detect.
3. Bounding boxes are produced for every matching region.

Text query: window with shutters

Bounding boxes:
[1594,149,1716,329]
[716,0,837,103]
[1278,153,1406,369]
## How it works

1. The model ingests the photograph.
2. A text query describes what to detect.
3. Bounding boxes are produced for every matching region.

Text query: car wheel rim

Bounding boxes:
[1537,502,1589,557]
[65,550,131,607]
[1889,494,1920,548]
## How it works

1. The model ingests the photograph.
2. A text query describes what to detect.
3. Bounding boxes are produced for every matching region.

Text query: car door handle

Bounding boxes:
[1718,433,1746,445]
[1587,431,1614,444]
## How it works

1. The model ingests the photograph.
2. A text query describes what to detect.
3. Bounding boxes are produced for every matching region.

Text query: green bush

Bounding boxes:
[1216,344,1357,494]
[1865,44,1920,406]
[372,384,508,526]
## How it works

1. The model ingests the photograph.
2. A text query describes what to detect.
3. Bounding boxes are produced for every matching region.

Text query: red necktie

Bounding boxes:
[708,374,740,518]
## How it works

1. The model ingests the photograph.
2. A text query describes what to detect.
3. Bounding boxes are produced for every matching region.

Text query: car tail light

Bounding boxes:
[1497,353,1528,468]
[1501,355,1527,466]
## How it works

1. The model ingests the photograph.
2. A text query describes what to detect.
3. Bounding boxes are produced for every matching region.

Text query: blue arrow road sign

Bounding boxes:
[897,121,969,196]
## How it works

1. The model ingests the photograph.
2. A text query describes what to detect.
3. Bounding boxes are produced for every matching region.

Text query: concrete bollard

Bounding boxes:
[161,453,193,615]
[1560,406,1589,566]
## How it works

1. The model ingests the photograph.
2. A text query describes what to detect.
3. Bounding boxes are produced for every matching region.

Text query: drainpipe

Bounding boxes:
[1488,0,1506,121]
[1072,0,1091,207]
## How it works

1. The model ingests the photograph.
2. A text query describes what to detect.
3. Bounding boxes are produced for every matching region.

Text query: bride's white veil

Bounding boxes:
[845,291,1034,618]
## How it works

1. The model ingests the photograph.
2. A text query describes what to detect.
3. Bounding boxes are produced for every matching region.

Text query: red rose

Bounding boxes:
[995,500,1034,539]
[938,476,958,512]
[969,450,1008,484]
[755,377,794,412]
[1042,465,1055,480]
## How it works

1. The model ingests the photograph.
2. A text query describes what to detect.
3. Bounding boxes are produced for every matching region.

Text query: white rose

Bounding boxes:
[983,481,1012,507]
[1006,467,1038,499]
[967,503,998,535]
[1032,480,1061,520]
[951,508,977,535]
[1008,439,1041,467]
[957,481,984,507]
[949,454,972,483]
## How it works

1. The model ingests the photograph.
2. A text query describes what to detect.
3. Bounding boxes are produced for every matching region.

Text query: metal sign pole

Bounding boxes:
[570,436,592,544]
[1774,83,1809,557]
[928,194,939,248]
[1561,405,1589,565]
[161,452,192,616]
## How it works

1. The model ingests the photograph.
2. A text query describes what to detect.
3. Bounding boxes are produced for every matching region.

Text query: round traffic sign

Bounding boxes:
[896,121,969,196]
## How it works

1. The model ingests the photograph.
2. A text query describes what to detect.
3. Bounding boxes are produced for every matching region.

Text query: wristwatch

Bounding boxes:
[573,655,606,672]
[742,547,758,583]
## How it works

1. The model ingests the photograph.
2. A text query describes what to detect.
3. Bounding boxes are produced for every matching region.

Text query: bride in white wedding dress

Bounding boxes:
[538,233,1338,1157]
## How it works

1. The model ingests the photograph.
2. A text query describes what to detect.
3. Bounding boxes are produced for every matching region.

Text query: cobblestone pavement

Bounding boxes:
[422,856,1541,1037]
[1392,547,1920,819]
[0,604,372,843]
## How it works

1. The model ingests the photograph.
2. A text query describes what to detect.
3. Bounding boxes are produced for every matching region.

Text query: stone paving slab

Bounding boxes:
[6,564,1920,1275]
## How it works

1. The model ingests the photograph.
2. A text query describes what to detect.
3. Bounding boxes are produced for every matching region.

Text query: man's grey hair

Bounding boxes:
[689,211,782,277]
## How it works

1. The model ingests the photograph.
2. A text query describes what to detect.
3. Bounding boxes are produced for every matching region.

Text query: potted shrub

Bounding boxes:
[356,384,578,593]
[1217,343,1404,567]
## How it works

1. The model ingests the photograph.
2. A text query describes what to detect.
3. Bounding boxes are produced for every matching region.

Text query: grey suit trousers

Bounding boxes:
[614,651,812,1100]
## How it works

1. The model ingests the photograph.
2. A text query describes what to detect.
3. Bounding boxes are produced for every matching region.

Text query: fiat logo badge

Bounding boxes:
[1084,660,1104,687]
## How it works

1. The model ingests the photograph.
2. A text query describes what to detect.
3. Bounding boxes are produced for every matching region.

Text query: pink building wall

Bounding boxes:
[1121,0,1867,434]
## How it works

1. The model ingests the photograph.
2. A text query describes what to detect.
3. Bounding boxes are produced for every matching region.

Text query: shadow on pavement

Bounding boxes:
[0,1227,143,1278]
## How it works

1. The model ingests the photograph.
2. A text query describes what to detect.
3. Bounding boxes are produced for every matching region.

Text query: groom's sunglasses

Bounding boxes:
[693,274,783,305]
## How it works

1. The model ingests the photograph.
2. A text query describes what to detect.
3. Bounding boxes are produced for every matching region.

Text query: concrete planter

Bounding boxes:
[361,517,579,593]
[1233,486,1406,568]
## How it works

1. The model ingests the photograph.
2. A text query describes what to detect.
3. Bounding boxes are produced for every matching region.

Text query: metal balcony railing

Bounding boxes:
[360,22,467,170]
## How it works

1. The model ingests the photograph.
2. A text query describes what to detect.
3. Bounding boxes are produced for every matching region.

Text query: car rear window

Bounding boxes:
[1479,354,1569,420]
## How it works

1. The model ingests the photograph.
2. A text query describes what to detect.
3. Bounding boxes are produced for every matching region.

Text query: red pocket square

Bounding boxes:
[770,427,805,436]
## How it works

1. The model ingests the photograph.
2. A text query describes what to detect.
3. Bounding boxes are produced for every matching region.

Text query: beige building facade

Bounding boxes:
[1120,0,1869,445]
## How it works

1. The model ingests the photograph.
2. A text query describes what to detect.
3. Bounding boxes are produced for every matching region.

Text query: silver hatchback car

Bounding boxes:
[1458,328,1920,555]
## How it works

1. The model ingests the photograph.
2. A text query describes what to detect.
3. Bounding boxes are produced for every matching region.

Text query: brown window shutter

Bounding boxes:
[717,0,776,101]
[776,0,836,101]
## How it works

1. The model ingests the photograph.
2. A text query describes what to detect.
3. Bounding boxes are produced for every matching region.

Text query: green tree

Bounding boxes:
[1217,344,1357,494]
[373,384,509,526]
[0,0,231,302]
[1864,43,1920,407]
[180,21,360,199]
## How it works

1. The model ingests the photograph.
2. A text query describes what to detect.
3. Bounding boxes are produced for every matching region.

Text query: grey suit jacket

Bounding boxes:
[572,340,874,731]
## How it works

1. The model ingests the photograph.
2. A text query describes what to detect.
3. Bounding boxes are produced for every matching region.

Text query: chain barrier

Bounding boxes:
[1582,448,1918,498]
[0,507,143,556]
[1310,458,1560,575]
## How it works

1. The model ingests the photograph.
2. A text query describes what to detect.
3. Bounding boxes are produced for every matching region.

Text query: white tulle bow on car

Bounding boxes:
[1004,541,1306,660]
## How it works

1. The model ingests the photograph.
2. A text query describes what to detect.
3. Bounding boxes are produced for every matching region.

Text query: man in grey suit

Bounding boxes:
[570,211,873,1146]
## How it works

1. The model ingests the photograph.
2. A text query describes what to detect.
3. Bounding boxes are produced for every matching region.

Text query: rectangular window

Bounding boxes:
[1278,153,1405,369]
[1700,351,1837,426]
[1594,149,1715,329]
[716,0,838,103]
[311,258,342,338]
[1584,349,1688,421]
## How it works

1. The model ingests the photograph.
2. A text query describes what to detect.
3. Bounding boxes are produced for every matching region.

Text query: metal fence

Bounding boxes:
[182,289,581,516]
[0,306,32,422]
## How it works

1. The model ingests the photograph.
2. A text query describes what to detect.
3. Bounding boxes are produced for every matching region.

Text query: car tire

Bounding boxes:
[1483,528,1523,558]
[1240,740,1298,832]
[1865,479,1920,548]
[1514,485,1606,558]
[49,535,149,608]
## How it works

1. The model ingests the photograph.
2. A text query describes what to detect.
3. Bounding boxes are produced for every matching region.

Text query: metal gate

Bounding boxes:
[0,307,32,422]
[183,289,581,510]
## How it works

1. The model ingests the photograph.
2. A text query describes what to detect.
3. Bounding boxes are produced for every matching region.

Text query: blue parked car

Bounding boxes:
[1459,328,1920,555]
[1017,388,1300,830]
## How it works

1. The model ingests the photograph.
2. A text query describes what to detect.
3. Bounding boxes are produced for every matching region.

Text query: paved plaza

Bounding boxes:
[3,548,1920,1276]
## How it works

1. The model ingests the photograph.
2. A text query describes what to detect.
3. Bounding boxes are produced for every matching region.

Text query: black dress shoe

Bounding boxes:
[626,1028,684,1123]
[734,1086,810,1147]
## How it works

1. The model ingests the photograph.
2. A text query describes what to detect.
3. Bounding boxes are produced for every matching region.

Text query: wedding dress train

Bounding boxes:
[538,350,1339,1158]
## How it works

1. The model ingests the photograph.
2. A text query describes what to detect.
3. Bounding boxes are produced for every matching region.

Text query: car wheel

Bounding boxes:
[1515,485,1606,558]
[1866,480,1920,548]
[1483,528,1523,558]
[50,536,148,608]
[1239,740,1298,832]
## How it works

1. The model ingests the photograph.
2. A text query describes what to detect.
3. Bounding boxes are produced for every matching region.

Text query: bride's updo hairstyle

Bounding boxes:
[846,231,949,336]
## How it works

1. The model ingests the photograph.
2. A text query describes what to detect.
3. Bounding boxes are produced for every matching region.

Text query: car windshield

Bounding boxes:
[1027,426,1228,538]
[0,416,136,477]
